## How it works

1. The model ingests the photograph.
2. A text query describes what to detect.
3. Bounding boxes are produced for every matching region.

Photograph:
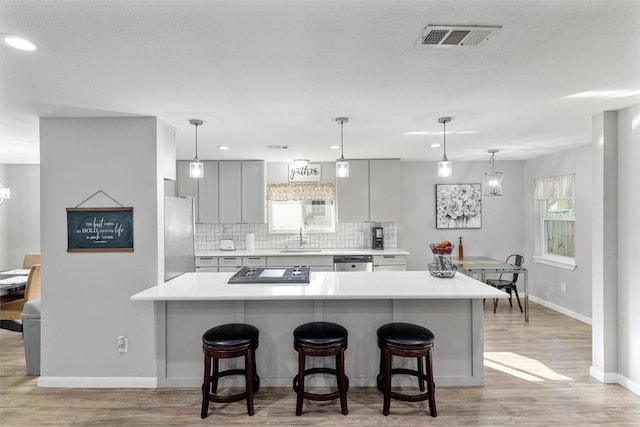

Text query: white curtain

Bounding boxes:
[532,174,575,199]
[267,182,335,201]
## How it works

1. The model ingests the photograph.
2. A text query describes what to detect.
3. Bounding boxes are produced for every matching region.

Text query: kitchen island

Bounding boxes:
[131,271,506,387]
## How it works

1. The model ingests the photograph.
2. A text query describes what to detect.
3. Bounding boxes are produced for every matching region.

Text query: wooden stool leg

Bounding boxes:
[201,352,211,419]
[426,349,437,417]
[211,358,220,393]
[417,356,425,391]
[336,348,348,415]
[295,349,305,416]
[382,348,392,416]
[245,349,255,416]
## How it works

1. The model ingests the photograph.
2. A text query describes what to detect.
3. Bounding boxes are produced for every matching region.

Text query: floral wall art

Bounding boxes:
[436,184,482,229]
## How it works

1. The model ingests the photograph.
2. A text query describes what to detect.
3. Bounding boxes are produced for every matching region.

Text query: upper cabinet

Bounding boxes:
[177,160,265,224]
[336,159,401,222]
[159,122,176,181]
[219,161,242,223]
[241,160,266,224]
[369,159,401,222]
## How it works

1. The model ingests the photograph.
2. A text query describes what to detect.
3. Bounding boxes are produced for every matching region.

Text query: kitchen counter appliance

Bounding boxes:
[372,227,384,250]
[333,255,373,272]
[228,267,310,284]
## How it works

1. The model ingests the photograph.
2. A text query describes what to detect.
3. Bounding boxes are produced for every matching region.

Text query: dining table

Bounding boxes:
[0,269,30,292]
[452,256,529,322]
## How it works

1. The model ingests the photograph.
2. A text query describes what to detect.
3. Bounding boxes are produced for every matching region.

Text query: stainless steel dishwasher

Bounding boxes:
[333,255,373,272]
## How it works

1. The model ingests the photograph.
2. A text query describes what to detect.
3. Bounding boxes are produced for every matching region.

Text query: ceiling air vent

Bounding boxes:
[418,25,501,48]
[266,145,289,150]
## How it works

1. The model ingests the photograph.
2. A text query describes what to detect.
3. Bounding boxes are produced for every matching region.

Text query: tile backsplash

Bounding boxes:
[195,222,397,251]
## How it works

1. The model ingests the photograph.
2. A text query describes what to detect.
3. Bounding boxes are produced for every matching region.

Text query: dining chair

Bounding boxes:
[486,255,524,313]
[0,264,42,332]
[22,253,41,269]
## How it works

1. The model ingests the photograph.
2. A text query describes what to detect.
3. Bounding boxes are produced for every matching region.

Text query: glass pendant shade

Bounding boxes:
[483,149,503,197]
[483,171,504,196]
[189,160,204,178]
[438,159,452,177]
[189,119,204,179]
[436,117,452,177]
[336,160,349,177]
[335,117,349,178]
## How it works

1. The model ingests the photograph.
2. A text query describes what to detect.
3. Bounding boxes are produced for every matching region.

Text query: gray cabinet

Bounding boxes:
[176,161,219,223]
[267,255,334,271]
[242,161,266,223]
[336,159,370,222]
[373,254,406,271]
[178,160,265,224]
[219,161,242,223]
[369,159,401,222]
[336,159,400,222]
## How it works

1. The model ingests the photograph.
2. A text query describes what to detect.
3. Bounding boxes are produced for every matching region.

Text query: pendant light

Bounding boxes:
[189,119,204,179]
[483,149,504,197]
[437,116,452,177]
[335,117,349,178]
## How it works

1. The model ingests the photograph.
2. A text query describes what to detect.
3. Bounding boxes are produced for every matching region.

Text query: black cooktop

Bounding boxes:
[228,267,311,284]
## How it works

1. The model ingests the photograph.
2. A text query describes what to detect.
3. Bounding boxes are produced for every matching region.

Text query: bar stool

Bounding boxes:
[376,322,437,417]
[200,323,260,418]
[293,321,349,416]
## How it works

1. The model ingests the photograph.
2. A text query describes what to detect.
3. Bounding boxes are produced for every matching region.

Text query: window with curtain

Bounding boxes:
[267,182,336,233]
[533,174,577,269]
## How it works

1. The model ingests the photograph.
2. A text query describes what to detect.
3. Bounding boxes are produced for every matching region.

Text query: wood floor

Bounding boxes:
[1,301,639,426]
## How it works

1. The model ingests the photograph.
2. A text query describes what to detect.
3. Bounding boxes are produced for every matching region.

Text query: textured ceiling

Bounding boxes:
[1,0,638,164]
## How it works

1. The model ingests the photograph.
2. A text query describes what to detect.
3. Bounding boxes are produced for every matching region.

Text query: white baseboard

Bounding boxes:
[528,295,592,325]
[590,367,640,396]
[38,376,157,388]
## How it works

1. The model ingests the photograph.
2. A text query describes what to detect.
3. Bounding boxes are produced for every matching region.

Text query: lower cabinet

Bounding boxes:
[195,254,405,272]
[267,255,334,271]
[373,255,406,271]
[195,256,218,272]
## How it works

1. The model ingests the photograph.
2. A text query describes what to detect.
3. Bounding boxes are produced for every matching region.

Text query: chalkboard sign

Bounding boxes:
[66,207,134,252]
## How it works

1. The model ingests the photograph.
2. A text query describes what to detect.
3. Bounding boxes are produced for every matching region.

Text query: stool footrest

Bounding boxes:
[293,367,350,401]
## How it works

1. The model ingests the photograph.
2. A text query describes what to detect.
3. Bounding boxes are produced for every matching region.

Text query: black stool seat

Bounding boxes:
[201,323,260,418]
[377,322,437,417]
[377,322,434,348]
[294,321,348,347]
[293,321,349,416]
[203,323,259,348]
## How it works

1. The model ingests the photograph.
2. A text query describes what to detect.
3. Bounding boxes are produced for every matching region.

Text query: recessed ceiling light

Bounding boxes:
[430,143,441,148]
[329,145,340,150]
[218,146,229,150]
[4,36,36,51]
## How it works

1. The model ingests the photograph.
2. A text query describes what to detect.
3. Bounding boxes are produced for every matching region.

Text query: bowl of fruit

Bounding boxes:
[430,241,454,255]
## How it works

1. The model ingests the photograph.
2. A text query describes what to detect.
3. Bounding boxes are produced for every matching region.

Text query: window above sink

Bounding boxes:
[267,182,336,234]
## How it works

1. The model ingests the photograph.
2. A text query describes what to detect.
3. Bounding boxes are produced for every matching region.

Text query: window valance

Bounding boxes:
[267,182,335,201]
[533,174,575,200]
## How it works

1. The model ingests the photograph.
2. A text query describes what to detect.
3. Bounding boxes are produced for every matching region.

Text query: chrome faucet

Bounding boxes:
[299,227,304,248]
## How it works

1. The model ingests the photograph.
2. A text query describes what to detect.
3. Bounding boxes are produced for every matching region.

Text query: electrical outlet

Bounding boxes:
[561,282,567,292]
[117,335,128,353]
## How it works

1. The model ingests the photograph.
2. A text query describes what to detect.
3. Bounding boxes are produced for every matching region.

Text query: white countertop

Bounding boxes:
[195,248,410,257]
[131,271,507,301]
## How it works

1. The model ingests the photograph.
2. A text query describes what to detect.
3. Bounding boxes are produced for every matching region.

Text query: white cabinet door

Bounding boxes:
[242,161,266,223]
[336,159,370,222]
[369,159,401,222]
[219,161,242,223]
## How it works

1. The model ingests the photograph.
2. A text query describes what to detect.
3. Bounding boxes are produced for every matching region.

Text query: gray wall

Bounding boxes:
[0,164,7,270]
[399,160,525,271]
[39,117,163,384]
[1,164,41,270]
[523,145,592,320]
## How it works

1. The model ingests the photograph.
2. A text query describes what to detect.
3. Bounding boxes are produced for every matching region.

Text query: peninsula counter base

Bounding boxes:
[132,272,506,388]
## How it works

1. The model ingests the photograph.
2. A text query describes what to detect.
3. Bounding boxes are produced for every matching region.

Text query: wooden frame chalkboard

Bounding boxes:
[66,207,134,252]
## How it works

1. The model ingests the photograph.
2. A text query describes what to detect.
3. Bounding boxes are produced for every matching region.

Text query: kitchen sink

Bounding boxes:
[280,249,322,253]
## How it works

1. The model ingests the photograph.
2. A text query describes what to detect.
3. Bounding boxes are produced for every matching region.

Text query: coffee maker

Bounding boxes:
[372,227,384,250]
